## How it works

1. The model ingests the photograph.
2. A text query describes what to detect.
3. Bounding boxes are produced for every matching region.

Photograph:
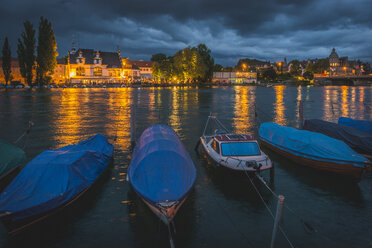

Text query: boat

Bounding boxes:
[338,117,372,134]
[127,124,196,226]
[0,134,113,234]
[0,140,26,186]
[303,119,372,156]
[259,123,370,180]
[198,115,272,172]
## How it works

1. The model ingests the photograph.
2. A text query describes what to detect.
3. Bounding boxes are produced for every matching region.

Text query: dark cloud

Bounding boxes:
[0,0,371,65]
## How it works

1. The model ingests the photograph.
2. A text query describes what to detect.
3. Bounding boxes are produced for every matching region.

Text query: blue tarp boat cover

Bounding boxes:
[0,134,113,221]
[338,117,372,134]
[259,123,368,167]
[303,119,372,155]
[0,140,26,178]
[128,124,196,205]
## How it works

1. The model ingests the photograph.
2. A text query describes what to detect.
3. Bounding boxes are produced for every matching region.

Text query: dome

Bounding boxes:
[329,48,339,59]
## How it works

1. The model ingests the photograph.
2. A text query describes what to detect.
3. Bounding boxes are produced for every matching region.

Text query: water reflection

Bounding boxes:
[273,86,286,125]
[53,89,83,146]
[233,86,256,133]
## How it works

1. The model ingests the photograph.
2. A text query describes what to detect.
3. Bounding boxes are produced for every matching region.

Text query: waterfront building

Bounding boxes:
[0,58,25,85]
[51,58,68,84]
[68,49,124,84]
[130,60,154,80]
[212,71,257,84]
[329,48,361,76]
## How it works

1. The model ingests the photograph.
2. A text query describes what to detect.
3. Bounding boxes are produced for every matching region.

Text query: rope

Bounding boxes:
[244,171,295,248]
[255,174,316,234]
[14,120,34,149]
[167,222,175,248]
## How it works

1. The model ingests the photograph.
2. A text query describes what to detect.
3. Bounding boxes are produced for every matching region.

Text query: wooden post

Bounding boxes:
[299,100,304,129]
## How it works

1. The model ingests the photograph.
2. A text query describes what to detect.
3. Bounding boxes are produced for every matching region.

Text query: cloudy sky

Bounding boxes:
[1,0,372,66]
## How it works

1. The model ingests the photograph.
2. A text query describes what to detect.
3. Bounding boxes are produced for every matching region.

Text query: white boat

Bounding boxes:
[198,115,273,172]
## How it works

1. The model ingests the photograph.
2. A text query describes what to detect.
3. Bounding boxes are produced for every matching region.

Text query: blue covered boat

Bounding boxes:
[259,123,369,180]
[338,117,372,134]
[0,134,113,233]
[127,124,196,225]
[303,119,372,155]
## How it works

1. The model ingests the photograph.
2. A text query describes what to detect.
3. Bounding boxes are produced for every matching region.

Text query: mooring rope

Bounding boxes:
[243,170,295,248]
[14,120,34,149]
[167,222,175,248]
[255,174,316,234]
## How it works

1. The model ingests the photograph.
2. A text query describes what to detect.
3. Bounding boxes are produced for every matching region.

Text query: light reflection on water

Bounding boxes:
[0,86,371,248]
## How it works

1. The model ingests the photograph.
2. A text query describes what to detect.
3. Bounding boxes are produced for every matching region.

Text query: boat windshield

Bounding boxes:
[221,142,261,156]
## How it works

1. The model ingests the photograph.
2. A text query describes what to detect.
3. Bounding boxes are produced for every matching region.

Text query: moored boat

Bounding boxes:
[199,115,272,172]
[338,117,372,134]
[0,140,26,186]
[0,134,113,234]
[259,123,370,180]
[127,124,196,225]
[303,119,372,156]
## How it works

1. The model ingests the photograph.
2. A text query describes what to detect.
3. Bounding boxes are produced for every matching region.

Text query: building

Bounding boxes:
[68,49,124,84]
[212,71,257,84]
[51,58,68,84]
[329,48,358,76]
[0,58,25,85]
[130,60,154,79]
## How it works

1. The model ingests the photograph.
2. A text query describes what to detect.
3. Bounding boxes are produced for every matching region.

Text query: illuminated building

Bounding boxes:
[329,48,356,76]
[130,60,154,80]
[0,58,26,85]
[212,71,257,84]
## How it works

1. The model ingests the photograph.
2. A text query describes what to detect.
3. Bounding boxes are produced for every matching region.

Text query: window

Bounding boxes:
[76,67,85,76]
[93,67,102,76]
[221,142,261,156]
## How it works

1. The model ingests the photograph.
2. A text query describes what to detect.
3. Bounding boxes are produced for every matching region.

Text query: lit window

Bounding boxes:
[76,67,85,76]
[94,67,102,76]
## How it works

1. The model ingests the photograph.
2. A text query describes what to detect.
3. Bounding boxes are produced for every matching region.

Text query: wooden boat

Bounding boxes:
[303,119,372,157]
[338,117,372,134]
[127,124,196,225]
[259,123,370,180]
[0,140,26,187]
[199,115,272,172]
[0,134,114,234]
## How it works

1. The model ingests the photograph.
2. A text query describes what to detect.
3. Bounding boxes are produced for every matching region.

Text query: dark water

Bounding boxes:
[0,86,371,248]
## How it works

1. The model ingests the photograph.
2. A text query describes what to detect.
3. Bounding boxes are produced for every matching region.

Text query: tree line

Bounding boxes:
[151,44,214,83]
[1,17,58,87]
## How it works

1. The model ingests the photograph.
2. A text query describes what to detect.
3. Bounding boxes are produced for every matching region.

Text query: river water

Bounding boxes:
[0,86,371,248]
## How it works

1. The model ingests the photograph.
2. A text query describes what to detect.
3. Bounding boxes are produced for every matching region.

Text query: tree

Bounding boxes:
[36,16,58,85]
[306,59,329,74]
[2,37,12,86]
[194,44,214,81]
[289,60,301,76]
[303,71,314,81]
[213,64,223,72]
[151,53,166,62]
[17,21,36,86]
[262,68,277,81]
[173,47,207,83]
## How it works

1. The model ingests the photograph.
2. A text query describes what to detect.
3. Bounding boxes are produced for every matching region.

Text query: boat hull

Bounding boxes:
[259,139,367,180]
[127,124,196,225]
[1,161,112,234]
[200,137,272,172]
